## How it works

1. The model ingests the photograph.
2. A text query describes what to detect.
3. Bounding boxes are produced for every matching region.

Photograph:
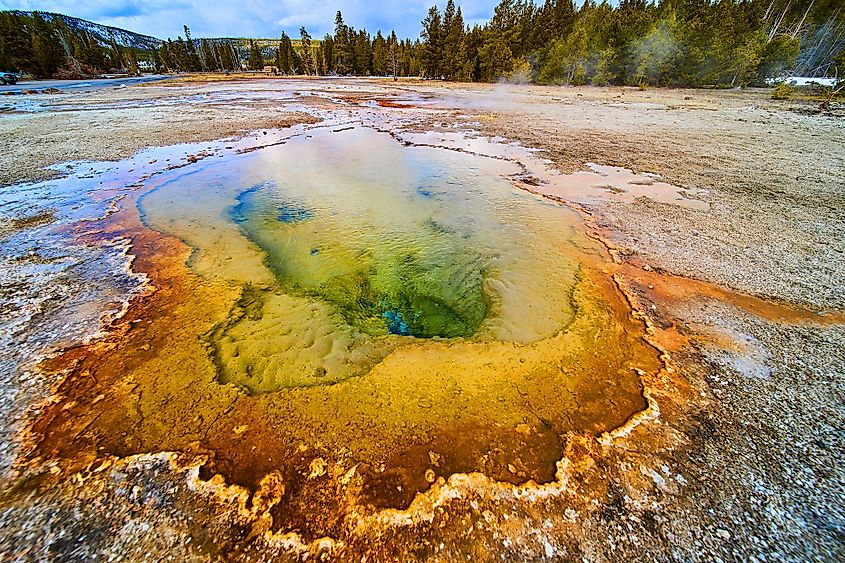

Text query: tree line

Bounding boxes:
[416,0,844,86]
[183,0,843,86]
[0,11,145,77]
[155,14,421,77]
[154,26,241,72]
[3,1,843,86]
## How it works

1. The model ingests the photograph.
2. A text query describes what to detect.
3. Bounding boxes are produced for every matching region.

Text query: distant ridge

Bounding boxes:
[9,10,162,51]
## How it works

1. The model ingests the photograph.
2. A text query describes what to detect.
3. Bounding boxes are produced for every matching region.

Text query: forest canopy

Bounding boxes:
[2,1,843,86]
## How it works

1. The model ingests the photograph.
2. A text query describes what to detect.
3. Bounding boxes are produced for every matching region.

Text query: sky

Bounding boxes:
[0,0,506,40]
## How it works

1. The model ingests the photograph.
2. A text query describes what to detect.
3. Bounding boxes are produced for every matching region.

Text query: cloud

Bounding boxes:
[0,0,503,40]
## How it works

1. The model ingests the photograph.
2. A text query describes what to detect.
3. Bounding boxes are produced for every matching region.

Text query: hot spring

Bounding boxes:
[31,124,660,516]
[140,127,596,393]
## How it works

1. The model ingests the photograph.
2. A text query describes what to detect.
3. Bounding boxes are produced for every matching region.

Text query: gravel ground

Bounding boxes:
[0,77,842,561]
[0,82,317,187]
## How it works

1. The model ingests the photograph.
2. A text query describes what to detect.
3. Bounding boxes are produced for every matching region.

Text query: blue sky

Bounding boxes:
[0,1,505,40]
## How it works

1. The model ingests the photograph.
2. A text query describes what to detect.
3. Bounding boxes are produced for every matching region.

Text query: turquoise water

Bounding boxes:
[230,179,489,338]
[139,126,587,392]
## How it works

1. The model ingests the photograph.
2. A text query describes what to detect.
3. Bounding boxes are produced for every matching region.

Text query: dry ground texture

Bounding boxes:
[0,77,842,561]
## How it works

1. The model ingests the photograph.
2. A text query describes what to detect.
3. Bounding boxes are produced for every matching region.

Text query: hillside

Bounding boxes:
[9,11,162,51]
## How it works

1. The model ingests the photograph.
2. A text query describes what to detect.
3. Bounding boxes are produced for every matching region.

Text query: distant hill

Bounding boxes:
[5,11,313,55]
[9,11,162,51]
[210,37,311,60]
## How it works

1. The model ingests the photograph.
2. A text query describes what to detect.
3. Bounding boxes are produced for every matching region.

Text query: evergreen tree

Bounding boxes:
[360,30,374,74]
[389,31,400,79]
[290,43,302,73]
[421,5,444,78]
[444,5,468,80]
[465,25,485,81]
[334,11,351,74]
[30,14,65,77]
[152,47,164,72]
[444,0,456,39]
[373,31,388,75]
[200,39,216,71]
[247,39,263,70]
[322,34,335,74]
[172,37,192,71]
[219,42,236,71]
[108,37,124,70]
[126,49,139,75]
[182,25,202,71]
[315,44,325,75]
[276,32,292,74]
[479,32,515,81]
[300,27,313,75]
[0,1,831,85]
[159,41,176,71]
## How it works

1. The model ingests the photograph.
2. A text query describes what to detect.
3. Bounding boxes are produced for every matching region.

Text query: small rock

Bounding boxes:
[716,528,731,541]
[643,263,653,272]
[187,155,198,163]
[428,451,441,466]
[308,457,327,479]
[425,469,436,483]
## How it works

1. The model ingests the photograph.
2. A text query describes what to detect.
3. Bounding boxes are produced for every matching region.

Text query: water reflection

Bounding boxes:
[140,127,588,392]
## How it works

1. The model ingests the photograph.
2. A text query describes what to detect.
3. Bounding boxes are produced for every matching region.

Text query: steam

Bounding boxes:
[627,21,683,86]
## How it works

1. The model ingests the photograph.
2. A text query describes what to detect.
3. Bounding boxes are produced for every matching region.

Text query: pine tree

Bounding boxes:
[219,42,236,71]
[30,14,65,77]
[1,13,35,73]
[108,37,124,70]
[290,43,302,73]
[183,25,202,71]
[373,31,388,76]
[300,27,313,75]
[315,44,325,75]
[159,41,175,71]
[444,5,468,80]
[354,30,373,75]
[200,39,216,71]
[420,5,444,78]
[152,47,164,72]
[444,0,456,38]
[247,39,263,70]
[172,37,192,71]
[334,11,350,74]
[322,34,335,74]
[126,49,139,75]
[276,32,292,74]
[479,32,515,81]
[389,31,399,80]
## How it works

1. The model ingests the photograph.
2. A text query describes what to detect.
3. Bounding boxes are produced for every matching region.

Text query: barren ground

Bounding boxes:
[0,77,842,561]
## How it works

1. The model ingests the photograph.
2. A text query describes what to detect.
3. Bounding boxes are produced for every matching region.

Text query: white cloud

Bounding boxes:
[0,0,503,40]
